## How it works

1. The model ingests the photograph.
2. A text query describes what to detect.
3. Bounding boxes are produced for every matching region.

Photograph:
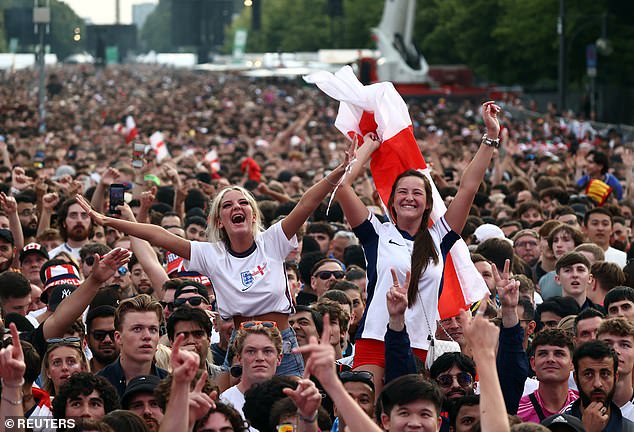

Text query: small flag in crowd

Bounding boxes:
[150,131,170,163]
[205,148,221,173]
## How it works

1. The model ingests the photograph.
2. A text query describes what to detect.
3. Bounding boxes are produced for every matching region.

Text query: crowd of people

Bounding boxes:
[0,63,633,432]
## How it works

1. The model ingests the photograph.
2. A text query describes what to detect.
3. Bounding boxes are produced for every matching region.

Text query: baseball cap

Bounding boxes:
[121,375,161,409]
[174,281,209,301]
[52,164,76,180]
[19,243,49,263]
[0,229,14,246]
[473,224,506,244]
[541,414,585,431]
[41,264,82,303]
[47,283,79,312]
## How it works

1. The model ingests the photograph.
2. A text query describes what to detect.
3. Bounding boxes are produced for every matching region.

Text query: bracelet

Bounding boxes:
[324,176,338,187]
[481,133,500,149]
[2,395,23,406]
[298,410,318,423]
[1,379,24,388]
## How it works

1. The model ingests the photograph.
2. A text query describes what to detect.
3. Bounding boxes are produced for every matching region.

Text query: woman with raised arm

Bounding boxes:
[76,145,354,377]
[335,101,501,394]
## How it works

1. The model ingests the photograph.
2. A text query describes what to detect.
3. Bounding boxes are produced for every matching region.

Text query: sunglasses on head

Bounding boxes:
[435,372,473,388]
[174,297,208,308]
[240,321,277,330]
[91,330,115,341]
[316,270,345,280]
[46,336,82,345]
[340,370,374,381]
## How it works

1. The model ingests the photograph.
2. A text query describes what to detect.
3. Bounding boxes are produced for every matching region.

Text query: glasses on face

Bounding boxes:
[240,321,277,330]
[19,208,35,217]
[316,270,345,280]
[160,301,175,312]
[435,372,473,388]
[91,330,115,341]
[174,297,208,308]
[46,336,82,345]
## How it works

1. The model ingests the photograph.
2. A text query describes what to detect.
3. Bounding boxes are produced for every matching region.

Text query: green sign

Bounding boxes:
[233,29,248,61]
[105,46,119,65]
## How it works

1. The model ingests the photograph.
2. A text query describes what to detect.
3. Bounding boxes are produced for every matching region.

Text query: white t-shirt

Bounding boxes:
[48,242,82,260]
[184,221,297,319]
[605,246,627,268]
[220,386,259,432]
[354,213,455,350]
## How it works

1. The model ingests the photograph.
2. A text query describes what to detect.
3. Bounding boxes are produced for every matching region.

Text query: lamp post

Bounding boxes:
[33,0,50,135]
[558,0,566,112]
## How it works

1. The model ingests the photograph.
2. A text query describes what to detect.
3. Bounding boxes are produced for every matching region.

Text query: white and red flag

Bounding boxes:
[150,131,170,163]
[205,148,221,173]
[124,116,138,144]
[305,66,488,319]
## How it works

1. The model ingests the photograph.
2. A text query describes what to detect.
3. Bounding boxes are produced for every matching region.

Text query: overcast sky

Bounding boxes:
[62,0,158,24]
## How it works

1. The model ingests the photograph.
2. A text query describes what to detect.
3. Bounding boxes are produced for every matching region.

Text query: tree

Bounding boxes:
[140,0,171,52]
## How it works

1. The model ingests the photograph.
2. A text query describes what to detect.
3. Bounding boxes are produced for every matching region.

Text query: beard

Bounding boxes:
[0,254,13,273]
[579,384,616,408]
[67,224,90,242]
[23,225,37,239]
[143,415,160,432]
[92,347,119,366]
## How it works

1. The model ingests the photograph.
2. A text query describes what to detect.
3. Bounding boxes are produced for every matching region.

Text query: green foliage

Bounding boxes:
[140,0,171,52]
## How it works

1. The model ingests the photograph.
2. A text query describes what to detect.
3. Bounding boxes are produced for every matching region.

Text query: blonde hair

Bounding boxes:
[233,324,283,357]
[207,186,264,244]
[114,294,164,331]
[42,342,90,395]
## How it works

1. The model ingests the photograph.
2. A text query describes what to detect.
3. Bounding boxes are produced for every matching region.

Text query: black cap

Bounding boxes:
[0,229,14,246]
[541,414,585,431]
[174,281,209,301]
[47,283,78,312]
[121,375,161,409]
[19,243,49,263]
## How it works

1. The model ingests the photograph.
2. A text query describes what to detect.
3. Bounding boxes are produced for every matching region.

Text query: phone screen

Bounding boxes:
[109,184,125,214]
[132,142,145,168]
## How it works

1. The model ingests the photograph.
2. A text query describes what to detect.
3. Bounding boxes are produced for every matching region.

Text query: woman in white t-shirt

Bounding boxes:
[76,149,353,377]
[335,101,501,393]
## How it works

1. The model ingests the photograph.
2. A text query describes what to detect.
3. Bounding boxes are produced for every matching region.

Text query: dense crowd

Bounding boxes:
[0,64,633,432]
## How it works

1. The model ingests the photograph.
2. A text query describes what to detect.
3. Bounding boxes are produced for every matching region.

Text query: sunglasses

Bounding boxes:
[160,301,175,312]
[435,372,473,388]
[174,297,208,308]
[84,256,96,266]
[91,330,115,341]
[340,370,374,381]
[46,336,82,345]
[117,266,128,276]
[240,321,277,330]
[316,270,345,280]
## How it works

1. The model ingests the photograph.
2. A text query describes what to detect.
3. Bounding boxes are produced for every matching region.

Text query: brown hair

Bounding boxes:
[387,170,437,306]
[114,294,163,331]
[598,317,634,338]
[232,323,282,357]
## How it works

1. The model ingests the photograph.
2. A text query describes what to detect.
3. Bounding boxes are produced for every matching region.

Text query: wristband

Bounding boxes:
[481,133,500,149]
[298,410,318,423]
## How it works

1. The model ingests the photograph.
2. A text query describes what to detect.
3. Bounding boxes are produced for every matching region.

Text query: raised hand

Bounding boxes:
[294,313,338,390]
[75,194,107,226]
[0,323,26,386]
[188,371,216,425]
[481,101,502,138]
[494,259,520,309]
[41,192,60,211]
[460,299,499,357]
[101,168,121,186]
[387,269,410,321]
[89,247,132,284]
[0,193,17,215]
[283,378,322,422]
[11,167,33,191]
[170,334,200,384]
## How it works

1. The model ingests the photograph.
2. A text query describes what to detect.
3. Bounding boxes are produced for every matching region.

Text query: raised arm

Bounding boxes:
[0,193,24,266]
[444,102,500,233]
[36,192,59,236]
[295,315,382,432]
[120,200,169,300]
[335,134,381,229]
[76,194,191,260]
[0,323,26,421]
[461,303,510,432]
[43,248,131,340]
[91,168,122,214]
[281,140,356,240]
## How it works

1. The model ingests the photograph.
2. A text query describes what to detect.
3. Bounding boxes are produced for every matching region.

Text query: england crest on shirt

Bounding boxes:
[240,263,267,291]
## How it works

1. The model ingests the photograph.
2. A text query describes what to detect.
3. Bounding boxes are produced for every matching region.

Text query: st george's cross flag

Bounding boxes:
[304,66,488,319]
[150,131,170,163]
